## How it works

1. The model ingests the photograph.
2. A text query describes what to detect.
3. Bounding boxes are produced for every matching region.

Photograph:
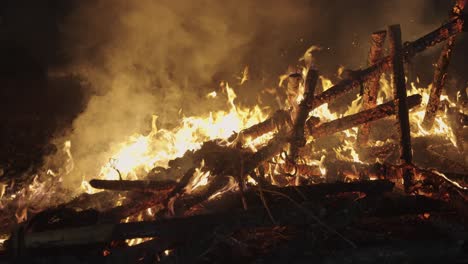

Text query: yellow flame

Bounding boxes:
[206,91,217,98]
[0,183,6,199]
[187,160,210,193]
[408,82,458,146]
[239,66,249,85]
[208,176,237,200]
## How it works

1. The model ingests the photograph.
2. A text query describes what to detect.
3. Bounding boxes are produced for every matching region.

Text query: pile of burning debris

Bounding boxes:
[0,1,468,263]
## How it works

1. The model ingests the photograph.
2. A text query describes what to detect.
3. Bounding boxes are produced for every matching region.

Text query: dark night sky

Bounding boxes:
[0,0,466,174]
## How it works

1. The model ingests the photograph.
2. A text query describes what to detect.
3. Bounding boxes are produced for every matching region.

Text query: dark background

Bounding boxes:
[0,0,467,177]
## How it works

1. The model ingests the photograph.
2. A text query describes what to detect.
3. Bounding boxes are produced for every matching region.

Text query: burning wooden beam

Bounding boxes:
[358,30,387,146]
[227,109,292,142]
[227,111,320,144]
[388,24,414,192]
[308,94,422,139]
[308,16,465,110]
[289,69,319,161]
[422,0,467,130]
[89,179,176,192]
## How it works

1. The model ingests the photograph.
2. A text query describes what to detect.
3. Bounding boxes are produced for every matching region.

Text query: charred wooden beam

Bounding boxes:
[388,24,413,192]
[423,0,467,130]
[404,11,466,58]
[228,109,292,142]
[358,30,387,146]
[228,110,320,145]
[308,16,465,110]
[307,94,422,139]
[89,179,176,192]
[289,69,319,161]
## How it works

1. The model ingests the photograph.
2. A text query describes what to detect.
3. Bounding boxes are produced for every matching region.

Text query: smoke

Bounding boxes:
[55,0,318,187]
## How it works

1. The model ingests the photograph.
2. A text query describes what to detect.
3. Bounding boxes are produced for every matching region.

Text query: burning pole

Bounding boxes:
[388,24,414,192]
[89,179,176,192]
[357,30,387,146]
[422,0,467,130]
[307,94,422,139]
[227,109,292,142]
[288,68,319,186]
[289,69,319,161]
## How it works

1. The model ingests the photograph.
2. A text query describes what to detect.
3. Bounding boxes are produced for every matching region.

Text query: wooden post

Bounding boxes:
[289,69,319,161]
[422,0,467,130]
[388,24,413,192]
[358,30,387,146]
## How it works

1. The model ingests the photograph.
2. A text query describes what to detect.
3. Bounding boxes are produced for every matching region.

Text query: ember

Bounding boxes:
[0,0,467,263]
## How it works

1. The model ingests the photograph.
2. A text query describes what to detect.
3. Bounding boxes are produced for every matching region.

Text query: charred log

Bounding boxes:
[358,30,387,146]
[308,94,422,139]
[289,69,319,161]
[228,109,292,142]
[89,179,176,192]
[388,24,413,192]
[423,0,467,130]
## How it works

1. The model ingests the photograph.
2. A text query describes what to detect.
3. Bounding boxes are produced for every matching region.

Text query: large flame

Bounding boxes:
[408,82,458,146]
[82,83,269,193]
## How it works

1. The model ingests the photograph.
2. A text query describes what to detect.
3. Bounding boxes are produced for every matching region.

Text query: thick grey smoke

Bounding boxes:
[56,0,318,186]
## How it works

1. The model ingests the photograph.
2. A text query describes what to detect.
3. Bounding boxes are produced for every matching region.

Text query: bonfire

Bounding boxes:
[0,1,467,263]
